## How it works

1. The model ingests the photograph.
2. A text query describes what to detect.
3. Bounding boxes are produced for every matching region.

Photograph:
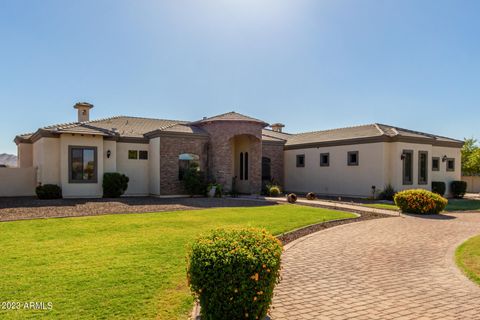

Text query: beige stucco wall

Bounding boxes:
[0,167,36,196]
[103,140,117,173]
[33,137,61,185]
[387,143,461,196]
[149,137,161,195]
[463,176,480,193]
[17,143,33,168]
[60,134,104,198]
[284,143,388,197]
[116,142,150,196]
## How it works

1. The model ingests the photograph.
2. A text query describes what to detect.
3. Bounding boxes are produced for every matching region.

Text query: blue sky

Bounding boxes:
[1,0,479,154]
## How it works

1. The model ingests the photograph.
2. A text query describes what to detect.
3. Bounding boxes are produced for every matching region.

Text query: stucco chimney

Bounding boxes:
[270,123,285,133]
[74,102,94,122]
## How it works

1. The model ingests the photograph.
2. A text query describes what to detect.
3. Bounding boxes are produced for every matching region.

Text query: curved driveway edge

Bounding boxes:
[271,212,480,320]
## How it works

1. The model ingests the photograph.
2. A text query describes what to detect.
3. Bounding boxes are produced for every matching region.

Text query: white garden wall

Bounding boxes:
[0,167,36,197]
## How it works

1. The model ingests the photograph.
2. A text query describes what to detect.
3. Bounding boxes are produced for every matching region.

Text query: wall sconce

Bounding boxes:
[400,153,406,160]
[442,155,448,162]
[107,150,111,158]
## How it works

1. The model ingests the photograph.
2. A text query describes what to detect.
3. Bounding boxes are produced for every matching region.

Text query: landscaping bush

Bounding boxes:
[268,185,281,197]
[306,192,316,200]
[183,165,207,196]
[394,189,448,214]
[287,193,297,203]
[451,181,467,199]
[36,184,62,199]
[187,228,283,320]
[431,181,446,197]
[103,172,129,198]
[207,183,223,198]
[379,184,396,201]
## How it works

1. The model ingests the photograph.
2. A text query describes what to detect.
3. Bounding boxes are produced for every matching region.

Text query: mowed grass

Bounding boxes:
[456,235,480,286]
[0,204,354,320]
[364,199,480,212]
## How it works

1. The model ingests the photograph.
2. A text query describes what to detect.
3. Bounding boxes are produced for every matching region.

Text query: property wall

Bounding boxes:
[159,135,209,195]
[149,137,161,195]
[0,167,36,197]
[116,142,150,196]
[17,143,33,168]
[462,176,480,193]
[284,143,388,197]
[59,134,104,198]
[262,142,285,187]
[33,137,61,185]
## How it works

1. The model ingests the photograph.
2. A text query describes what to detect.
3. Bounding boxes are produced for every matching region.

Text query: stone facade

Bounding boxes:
[196,121,264,194]
[262,142,285,187]
[159,135,209,195]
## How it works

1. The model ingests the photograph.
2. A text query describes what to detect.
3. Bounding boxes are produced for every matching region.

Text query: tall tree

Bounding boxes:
[462,138,480,176]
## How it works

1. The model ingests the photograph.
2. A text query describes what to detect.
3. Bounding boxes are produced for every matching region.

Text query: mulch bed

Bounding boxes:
[0,197,276,222]
[277,209,393,245]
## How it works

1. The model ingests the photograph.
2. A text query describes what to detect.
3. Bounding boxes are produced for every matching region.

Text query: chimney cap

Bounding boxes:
[270,123,285,128]
[74,102,94,110]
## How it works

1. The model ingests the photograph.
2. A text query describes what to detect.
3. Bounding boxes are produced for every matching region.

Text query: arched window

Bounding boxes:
[262,157,271,181]
[178,153,200,180]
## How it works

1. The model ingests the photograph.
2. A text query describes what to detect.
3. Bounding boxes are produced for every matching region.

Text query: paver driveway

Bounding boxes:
[271,211,480,320]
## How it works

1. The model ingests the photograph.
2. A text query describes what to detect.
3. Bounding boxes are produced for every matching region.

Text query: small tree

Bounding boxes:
[183,164,206,196]
[462,138,480,176]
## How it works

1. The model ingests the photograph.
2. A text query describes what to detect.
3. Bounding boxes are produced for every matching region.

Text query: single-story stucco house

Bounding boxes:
[6,102,463,198]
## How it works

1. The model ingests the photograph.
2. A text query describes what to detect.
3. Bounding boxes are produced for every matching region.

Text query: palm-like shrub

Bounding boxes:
[394,189,448,214]
[187,228,282,320]
[268,185,281,197]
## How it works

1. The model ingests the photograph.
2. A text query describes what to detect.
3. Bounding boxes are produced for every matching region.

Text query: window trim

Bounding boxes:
[128,150,138,160]
[139,150,148,160]
[347,151,359,166]
[296,154,305,168]
[432,157,440,171]
[262,157,272,181]
[320,153,330,167]
[402,149,414,185]
[418,151,428,185]
[446,158,455,172]
[68,146,98,184]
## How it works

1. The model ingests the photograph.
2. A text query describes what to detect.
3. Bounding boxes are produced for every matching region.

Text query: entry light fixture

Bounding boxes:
[442,155,448,162]
[107,150,112,158]
[400,153,406,160]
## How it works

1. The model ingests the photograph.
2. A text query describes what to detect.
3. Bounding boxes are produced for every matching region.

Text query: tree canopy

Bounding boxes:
[462,138,480,176]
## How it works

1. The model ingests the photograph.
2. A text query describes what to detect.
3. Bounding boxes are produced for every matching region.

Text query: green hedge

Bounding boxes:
[394,189,448,214]
[451,181,467,199]
[431,181,446,196]
[102,173,129,198]
[36,184,62,199]
[187,228,282,320]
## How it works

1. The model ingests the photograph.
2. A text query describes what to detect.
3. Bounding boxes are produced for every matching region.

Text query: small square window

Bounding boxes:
[139,150,148,160]
[296,154,305,168]
[320,153,330,167]
[128,150,138,160]
[432,157,440,171]
[347,151,359,166]
[447,158,455,172]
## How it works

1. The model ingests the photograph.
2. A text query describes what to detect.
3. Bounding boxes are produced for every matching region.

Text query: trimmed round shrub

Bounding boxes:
[287,193,297,203]
[103,172,129,198]
[306,192,316,200]
[451,181,467,199]
[268,185,281,197]
[36,184,62,199]
[187,228,283,320]
[394,189,448,214]
[431,181,446,197]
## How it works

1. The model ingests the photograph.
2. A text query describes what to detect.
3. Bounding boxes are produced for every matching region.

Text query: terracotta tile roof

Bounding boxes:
[192,111,268,125]
[261,129,291,142]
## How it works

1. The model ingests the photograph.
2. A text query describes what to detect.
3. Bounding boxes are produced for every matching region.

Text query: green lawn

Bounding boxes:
[364,199,480,212]
[0,204,354,320]
[456,235,480,286]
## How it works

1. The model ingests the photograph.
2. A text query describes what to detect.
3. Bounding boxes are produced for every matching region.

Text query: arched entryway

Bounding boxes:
[231,134,260,194]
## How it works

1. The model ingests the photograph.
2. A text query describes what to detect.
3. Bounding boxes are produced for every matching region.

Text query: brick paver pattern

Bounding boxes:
[271,212,480,320]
